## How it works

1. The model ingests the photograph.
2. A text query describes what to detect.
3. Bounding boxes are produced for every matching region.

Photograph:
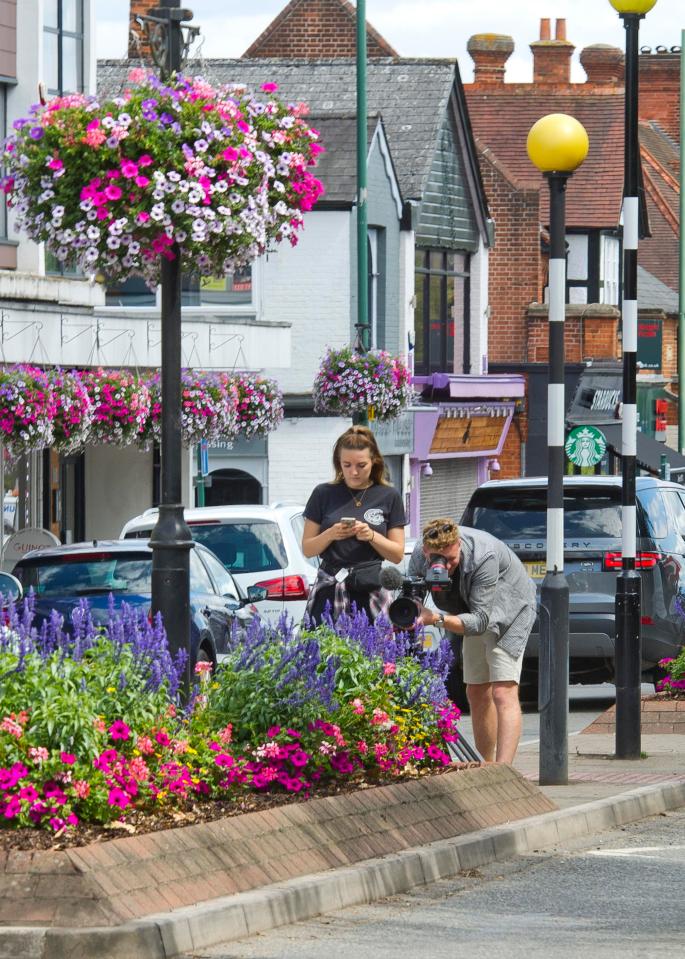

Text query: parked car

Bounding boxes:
[11,540,266,669]
[460,475,685,690]
[120,504,317,626]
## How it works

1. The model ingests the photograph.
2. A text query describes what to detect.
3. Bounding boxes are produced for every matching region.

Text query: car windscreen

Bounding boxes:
[187,521,288,573]
[15,555,152,597]
[464,488,624,540]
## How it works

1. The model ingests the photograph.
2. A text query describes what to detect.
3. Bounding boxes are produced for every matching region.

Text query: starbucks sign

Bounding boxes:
[565,425,607,467]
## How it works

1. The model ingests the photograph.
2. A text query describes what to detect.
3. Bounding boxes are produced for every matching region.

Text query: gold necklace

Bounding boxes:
[347,484,372,509]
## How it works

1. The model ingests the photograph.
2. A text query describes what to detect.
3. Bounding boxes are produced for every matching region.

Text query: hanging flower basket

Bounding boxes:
[225,372,284,439]
[0,365,55,458]
[143,370,239,448]
[313,347,415,421]
[47,368,93,454]
[2,72,324,287]
[82,368,151,447]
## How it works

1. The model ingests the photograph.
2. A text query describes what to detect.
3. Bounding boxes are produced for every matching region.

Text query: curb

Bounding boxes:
[4,779,685,959]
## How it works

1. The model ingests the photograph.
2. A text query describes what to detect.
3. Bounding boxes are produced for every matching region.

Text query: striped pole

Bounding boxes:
[538,172,570,785]
[615,11,643,760]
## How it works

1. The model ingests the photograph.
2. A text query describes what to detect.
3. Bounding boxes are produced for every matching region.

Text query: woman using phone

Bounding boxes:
[302,425,406,625]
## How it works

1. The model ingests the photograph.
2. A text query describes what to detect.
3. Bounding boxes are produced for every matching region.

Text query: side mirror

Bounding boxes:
[0,571,23,604]
[246,585,268,603]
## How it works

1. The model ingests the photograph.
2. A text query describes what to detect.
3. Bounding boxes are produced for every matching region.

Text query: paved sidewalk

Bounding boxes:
[514,731,685,808]
[4,731,685,959]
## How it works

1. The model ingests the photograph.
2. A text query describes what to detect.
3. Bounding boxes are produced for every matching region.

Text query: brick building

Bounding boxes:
[464,18,682,476]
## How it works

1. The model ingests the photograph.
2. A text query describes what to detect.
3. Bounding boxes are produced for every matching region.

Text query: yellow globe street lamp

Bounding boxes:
[527,113,589,786]
[608,0,658,761]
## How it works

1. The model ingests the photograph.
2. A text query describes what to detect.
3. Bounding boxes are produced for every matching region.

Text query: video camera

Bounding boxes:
[379,555,451,629]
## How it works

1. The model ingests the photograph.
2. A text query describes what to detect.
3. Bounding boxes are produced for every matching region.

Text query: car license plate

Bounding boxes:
[524,561,546,579]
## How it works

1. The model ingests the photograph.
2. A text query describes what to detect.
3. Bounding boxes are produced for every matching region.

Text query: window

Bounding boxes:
[367,229,385,349]
[558,230,620,306]
[188,520,288,573]
[105,267,253,308]
[189,550,214,594]
[43,1,84,95]
[200,549,240,601]
[414,249,470,376]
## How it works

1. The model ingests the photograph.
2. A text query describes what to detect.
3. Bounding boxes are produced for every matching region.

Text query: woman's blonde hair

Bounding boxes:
[332,426,389,486]
[422,518,460,551]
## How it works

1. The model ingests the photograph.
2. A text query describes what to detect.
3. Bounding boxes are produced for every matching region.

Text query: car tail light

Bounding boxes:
[641,615,655,625]
[603,551,663,571]
[254,575,309,600]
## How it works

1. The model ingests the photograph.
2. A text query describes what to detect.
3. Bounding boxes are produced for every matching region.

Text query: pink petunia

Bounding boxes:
[108,720,130,741]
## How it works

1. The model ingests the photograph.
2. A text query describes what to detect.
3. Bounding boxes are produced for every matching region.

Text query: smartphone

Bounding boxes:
[340,517,356,527]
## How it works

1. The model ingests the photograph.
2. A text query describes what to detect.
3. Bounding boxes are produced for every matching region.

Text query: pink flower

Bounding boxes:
[28,746,48,764]
[19,785,38,802]
[108,720,130,741]
[104,184,122,201]
[107,787,130,809]
[267,725,281,738]
[357,740,368,754]
[194,661,213,675]
[72,780,90,799]
[60,752,76,765]
[261,82,279,93]
[351,698,365,715]
[127,67,147,84]
[136,735,155,755]
[383,662,396,676]
[0,717,23,738]
[47,156,63,171]
[120,160,139,179]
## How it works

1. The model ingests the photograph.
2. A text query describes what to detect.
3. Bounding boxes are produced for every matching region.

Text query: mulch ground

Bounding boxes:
[0,761,481,854]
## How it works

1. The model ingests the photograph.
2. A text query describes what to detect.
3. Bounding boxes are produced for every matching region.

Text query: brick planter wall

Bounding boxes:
[583,696,685,735]
[0,765,555,929]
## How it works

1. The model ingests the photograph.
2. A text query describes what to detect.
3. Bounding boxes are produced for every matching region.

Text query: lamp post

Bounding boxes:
[609,0,657,760]
[137,2,199,699]
[527,114,589,785]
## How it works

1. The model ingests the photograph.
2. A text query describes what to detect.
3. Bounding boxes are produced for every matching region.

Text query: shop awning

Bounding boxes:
[598,424,685,476]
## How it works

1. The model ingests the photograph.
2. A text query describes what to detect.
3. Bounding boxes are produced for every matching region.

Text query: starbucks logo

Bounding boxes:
[565,426,607,468]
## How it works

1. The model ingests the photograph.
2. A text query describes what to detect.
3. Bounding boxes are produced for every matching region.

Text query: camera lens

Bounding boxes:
[388,596,420,629]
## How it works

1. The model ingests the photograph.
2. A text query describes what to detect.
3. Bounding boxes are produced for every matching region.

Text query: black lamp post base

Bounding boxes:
[539,571,570,785]
[615,569,642,759]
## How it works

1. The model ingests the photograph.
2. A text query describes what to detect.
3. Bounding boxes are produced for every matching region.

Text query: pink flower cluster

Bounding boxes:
[227,372,284,439]
[82,368,151,446]
[313,347,415,421]
[0,365,56,459]
[3,71,324,287]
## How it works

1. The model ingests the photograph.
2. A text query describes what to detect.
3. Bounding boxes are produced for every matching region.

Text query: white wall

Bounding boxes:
[471,236,490,374]
[268,416,350,506]
[84,444,191,540]
[260,211,351,395]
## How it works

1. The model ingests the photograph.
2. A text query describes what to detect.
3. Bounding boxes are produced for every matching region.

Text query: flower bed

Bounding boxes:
[655,651,685,696]
[2,72,324,288]
[0,599,459,837]
[313,346,414,421]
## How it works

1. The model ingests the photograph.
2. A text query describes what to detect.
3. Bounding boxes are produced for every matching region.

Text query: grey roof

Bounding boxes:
[307,114,385,204]
[97,58,460,201]
[637,265,678,314]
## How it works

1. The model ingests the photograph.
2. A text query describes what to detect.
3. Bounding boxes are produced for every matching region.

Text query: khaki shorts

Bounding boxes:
[462,629,525,685]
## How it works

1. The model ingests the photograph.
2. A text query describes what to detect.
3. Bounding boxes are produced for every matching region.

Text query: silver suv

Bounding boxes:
[120,504,318,627]
[460,475,685,689]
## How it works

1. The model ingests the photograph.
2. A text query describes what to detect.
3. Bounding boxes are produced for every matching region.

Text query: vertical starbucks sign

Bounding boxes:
[565,425,607,468]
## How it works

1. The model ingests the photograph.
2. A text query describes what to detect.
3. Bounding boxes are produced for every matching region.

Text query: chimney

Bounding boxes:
[580,44,624,85]
[529,17,575,84]
[129,0,153,60]
[467,34,514,85]
[639,49,681,139]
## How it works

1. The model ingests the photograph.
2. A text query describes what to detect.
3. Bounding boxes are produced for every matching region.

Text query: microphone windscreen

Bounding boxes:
[380,565,404,590]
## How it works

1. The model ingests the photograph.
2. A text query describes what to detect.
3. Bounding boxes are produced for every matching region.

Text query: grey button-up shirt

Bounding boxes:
[408,526,537,658]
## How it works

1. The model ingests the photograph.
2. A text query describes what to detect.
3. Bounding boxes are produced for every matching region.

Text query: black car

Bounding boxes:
[12,540,267,668]
[460,475,685,690]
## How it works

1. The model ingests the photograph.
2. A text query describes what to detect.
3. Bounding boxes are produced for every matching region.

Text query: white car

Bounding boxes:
[120,503,318,627]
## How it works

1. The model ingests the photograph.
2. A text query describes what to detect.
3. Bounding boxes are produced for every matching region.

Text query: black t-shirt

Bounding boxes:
[304,482,406,569]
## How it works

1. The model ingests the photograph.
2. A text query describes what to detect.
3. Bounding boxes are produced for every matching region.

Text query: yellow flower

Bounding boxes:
[106,687,116,693]
[186,746,197,755]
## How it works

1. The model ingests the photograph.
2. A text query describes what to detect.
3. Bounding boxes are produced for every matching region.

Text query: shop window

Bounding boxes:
[105,266,253,308]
